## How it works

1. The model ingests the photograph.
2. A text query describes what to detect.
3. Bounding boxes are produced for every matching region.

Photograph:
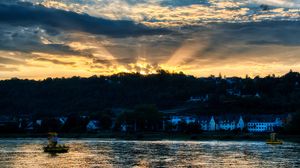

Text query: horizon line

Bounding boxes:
[0,70,298,81]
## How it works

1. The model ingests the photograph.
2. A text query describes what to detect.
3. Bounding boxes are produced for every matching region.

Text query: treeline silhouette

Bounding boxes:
[0,70,300,118]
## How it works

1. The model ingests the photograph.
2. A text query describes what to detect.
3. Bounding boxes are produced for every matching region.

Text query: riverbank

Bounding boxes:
[1,132,300,143]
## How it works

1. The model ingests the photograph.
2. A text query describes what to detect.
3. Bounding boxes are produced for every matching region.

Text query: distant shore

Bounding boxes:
[1,132,300,143]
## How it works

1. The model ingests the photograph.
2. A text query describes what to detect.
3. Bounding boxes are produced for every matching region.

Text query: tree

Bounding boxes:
[91,109,113,130]
[115,104,163,132]
[0,70,299,119]
[186,122,202,134]
[285,111,300,134]
[133,104,163,131]
[62,115,89,132]
[40,118,61,132]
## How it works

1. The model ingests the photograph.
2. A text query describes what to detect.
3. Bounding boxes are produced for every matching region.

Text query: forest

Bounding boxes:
[0,70,300,118]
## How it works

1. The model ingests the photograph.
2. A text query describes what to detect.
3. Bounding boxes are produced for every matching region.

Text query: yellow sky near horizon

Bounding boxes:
[1,49,300,80]
[1,0,300,79]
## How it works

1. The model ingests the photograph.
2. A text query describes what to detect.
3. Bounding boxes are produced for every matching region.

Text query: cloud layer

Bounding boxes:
[27,0,300,27]
[0,0,300,79]
[0,2,170,37]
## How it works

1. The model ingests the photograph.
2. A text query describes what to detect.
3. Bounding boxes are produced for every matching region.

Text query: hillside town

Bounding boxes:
[0,112,292,134]
[0,71,299,135]
[165,114,289,132]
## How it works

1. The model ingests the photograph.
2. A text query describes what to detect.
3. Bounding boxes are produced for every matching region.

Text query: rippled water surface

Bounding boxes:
[0,139,299,168]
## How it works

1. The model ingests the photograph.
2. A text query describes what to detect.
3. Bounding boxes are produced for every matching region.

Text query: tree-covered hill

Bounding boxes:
[0,70,300,117]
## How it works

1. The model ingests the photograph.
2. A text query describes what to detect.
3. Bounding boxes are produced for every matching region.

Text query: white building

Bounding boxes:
[36,120,42,126]
[226,89,241,96]
[183,116,197,124]
[199,115,245,131]
[166,114,286,132]
[198,116,218,131]
[188,95,208,102]
[199,120,209,131]
[218,120,236,131]
[236,116,245,130]
[216,116,245,131]
[120,123,127,132]
[86,120,100,131]
[208,116,216,131]
[167,116,198,131]
[247,117,283,132]
[170,116,181,125]
[58,117,68,126]
[169,116,197,125]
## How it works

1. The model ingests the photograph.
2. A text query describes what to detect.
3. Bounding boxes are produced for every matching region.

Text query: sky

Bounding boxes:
[1,0,300,79]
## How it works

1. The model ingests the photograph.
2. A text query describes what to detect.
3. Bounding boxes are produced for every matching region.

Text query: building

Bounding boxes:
[208,116,216,131]
[167,115,198,131]
[167,115,246,131]
[247,116,283,132]
[58,117,68,126]
[188,95,209,102]
[169,116,181,125]
[216,116,245,131]
[236,116,245,130]
[199,116,211,131]
[120,123,127,132]
[18,118,35,131]
[226,89,241,96]
[169,116,197,125]
[218,119,236,131]
[86,120,100,132]
[36,119,42,126]
[198,115,245,131]
[164,114,287,133]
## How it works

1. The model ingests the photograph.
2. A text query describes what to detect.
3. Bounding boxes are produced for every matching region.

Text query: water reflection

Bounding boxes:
[0,139,299,168]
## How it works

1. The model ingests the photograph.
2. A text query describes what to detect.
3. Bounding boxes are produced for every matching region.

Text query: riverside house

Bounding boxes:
[199,115,245,131]
[86,120,100,132]
[168,116,198,131]
[167,115,246,131]
[247,115,283,132]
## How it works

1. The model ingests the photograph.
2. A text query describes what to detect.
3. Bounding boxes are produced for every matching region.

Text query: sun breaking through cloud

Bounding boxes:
[0,0,300,79]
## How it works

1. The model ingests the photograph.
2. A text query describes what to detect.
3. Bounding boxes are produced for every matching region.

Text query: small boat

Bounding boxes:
[43,145,69,153]
[266,133,283,145]
[266,140,283,145]
[44,132,69,153]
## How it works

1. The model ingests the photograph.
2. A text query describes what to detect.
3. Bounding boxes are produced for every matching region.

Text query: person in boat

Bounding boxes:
[44,132,69,153]
[48,132,59,147]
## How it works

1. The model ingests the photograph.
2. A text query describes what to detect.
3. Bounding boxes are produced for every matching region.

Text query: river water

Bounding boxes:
[0,139,299,168]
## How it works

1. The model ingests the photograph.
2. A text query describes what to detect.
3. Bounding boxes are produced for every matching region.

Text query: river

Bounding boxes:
[0,139,299,168]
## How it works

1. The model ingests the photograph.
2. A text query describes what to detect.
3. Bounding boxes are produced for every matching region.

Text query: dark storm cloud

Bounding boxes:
[0,41,80,56]
[93,19,300,66]
[196,21,300,58]
[0,0,299,72]
[0,2,171,38]
[0,28,81,56]
[247,40,300,46]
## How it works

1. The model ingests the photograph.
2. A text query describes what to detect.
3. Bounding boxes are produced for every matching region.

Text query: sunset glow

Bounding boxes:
[1,0,300,79]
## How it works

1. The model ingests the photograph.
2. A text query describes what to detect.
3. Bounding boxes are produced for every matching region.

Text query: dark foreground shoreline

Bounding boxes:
[1,132,300,143]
